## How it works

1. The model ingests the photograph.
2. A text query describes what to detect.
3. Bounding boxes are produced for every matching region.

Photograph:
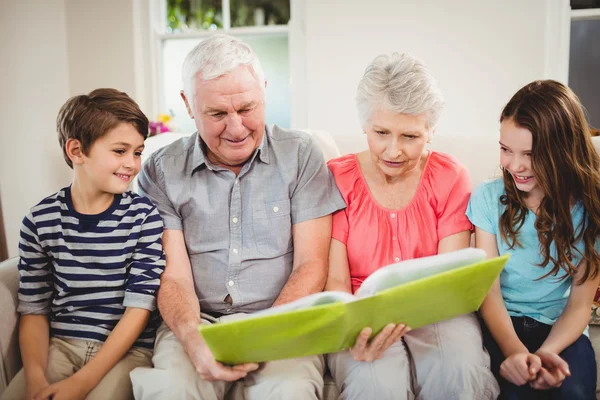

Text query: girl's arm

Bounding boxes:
[475,228,528,357]
[325,238,352,294]
[538,259,600,354]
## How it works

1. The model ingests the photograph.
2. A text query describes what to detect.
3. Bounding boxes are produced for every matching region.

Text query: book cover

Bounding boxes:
[198,249,508,364]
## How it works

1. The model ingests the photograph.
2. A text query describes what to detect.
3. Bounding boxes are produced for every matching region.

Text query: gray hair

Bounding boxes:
[182,34,265,108]
[356,53,445,129]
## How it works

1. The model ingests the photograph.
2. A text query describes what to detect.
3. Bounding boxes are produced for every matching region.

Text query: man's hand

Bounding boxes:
[350,324,410,362]
[33,374,90,400]
[183,330,259,381]
[24,370,49,400]
[529,349,570,390]
[499,352,542,386]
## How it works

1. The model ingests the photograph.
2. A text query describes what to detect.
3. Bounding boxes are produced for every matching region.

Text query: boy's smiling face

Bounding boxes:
[76,123,145,195]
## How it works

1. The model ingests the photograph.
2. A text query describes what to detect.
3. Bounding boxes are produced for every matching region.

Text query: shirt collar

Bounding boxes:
[189,126,271,175]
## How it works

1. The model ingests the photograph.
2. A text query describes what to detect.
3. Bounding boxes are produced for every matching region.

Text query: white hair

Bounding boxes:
[356,53,445,129]
[182,34,265,108]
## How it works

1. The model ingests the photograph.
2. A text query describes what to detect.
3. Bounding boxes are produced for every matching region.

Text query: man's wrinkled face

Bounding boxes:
[182,65,266,170]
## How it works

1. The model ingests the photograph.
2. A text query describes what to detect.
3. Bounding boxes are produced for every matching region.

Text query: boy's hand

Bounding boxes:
[33,374,91,400]
[499,352,542,386]
[184,330,259,382]
[350,323,410,362]
[24,371,49,400]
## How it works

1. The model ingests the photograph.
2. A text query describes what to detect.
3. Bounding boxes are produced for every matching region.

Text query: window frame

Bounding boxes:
[150,0,299,126]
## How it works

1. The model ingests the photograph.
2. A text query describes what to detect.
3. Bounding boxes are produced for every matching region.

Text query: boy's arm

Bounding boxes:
[35,206,166,399]
[17,212,54,397]
[20,315,50,397]
[34,308,151,400]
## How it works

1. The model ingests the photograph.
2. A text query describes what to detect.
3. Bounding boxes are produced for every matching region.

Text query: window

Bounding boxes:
[156,0,291,133]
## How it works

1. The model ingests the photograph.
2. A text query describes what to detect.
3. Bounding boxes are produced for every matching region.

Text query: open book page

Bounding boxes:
[247,291,357,319]
[356,248,487,297]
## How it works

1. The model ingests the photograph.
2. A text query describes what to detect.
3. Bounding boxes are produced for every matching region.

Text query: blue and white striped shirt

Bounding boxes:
[17,186,165,348]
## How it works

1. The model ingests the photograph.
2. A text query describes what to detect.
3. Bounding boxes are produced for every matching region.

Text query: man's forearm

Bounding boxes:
[158,278,202,339]
[272,260,327,306]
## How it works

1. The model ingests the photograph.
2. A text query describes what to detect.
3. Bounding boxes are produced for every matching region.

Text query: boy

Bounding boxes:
[3,89,165,400]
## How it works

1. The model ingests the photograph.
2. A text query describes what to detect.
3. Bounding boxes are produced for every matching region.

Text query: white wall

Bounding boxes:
[294,0,566,187]
[0,0,72,257]
[0,0,571,257]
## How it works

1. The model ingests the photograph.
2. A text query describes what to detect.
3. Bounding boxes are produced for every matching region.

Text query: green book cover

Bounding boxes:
[198,249,508,364]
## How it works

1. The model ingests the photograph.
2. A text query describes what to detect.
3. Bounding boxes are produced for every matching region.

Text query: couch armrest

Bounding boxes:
[0,257,20,395]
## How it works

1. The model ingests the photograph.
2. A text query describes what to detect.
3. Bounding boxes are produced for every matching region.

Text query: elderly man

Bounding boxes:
[130,34,345,399]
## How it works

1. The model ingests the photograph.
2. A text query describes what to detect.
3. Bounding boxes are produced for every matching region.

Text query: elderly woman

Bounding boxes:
[325,53,499,399]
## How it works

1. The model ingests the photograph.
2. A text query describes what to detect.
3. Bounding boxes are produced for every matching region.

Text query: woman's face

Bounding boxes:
[365,107,431,179]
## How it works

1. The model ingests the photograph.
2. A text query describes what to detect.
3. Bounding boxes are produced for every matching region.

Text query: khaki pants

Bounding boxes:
[3,336,152,400]
[327,313,500,400]
[130,315,325,400]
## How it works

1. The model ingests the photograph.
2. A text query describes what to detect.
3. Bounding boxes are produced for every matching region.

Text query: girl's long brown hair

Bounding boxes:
[499,80,600,284]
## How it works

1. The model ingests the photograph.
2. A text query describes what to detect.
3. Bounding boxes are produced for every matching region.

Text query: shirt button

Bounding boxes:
[235,180,239,185]
[232,248,238,254]
[232,217,238,224]
[228,280,234,287]
[395,257,400,262]
[273,206,279,213]
[392,236,397,241]
[390,213,396,218]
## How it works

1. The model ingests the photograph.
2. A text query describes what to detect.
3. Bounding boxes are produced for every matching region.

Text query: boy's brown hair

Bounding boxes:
[56,88,149,168]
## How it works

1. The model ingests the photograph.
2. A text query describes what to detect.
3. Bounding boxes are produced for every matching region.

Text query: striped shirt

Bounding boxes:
[17,186,165,348]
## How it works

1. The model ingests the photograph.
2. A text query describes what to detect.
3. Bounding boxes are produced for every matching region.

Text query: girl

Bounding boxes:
[467,80,600,399]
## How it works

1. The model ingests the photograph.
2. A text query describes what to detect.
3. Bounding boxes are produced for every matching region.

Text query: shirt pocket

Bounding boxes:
[252,199,293,257]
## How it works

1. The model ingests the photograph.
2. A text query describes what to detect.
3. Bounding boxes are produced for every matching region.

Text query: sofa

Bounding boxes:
[2,135,600,399]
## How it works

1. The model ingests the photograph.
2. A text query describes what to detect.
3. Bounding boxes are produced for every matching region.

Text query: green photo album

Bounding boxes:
[198,248,508,364]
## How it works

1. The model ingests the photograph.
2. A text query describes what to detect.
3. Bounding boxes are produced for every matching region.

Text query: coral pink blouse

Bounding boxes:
[328,151,473,293]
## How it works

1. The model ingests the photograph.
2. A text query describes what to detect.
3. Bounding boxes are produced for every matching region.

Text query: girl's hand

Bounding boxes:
[350,323,410,362]
[499,352,542,386]
[529,349,570,390]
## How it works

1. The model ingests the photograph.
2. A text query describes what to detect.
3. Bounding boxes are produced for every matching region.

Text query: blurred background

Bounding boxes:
[1,0,599,259]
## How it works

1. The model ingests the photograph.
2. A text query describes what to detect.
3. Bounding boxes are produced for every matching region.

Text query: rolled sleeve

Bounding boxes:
[290,136,346,224]
[17,213,53,315]
[332,208,349,244]
[124,207,166,311]
[436,166,473,239]
[138,156,183,230]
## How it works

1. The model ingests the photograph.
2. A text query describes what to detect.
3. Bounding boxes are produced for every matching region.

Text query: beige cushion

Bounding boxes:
[0,257,20,394]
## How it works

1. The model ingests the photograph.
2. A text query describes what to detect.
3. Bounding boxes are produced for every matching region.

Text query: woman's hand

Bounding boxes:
[350,323,410,362]
[499,352,542,386]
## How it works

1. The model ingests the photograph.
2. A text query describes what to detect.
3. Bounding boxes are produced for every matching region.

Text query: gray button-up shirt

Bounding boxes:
[138,125,345,314]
